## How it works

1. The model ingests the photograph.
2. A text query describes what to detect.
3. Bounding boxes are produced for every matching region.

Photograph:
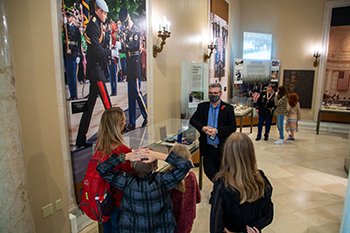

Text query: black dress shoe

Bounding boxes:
[124,123,136,133]
[255,137,261,141]
[141,118,148,127]
[76,141,92,148]
[264,137,269,141]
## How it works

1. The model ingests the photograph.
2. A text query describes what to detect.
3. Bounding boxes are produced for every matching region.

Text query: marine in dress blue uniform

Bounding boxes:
[76,0,114,148]
[119,7,148,132]
[64,12,81,100]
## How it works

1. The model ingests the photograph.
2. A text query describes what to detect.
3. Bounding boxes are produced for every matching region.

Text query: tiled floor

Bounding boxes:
[191,124,349,233]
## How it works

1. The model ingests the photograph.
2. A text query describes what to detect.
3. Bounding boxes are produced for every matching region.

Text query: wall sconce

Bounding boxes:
[204,43,216,62]
[313,51,321,67]
[153,16,171,58]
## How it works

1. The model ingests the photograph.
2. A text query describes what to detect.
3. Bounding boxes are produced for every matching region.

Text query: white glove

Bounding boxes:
[63,17,67,24]
[111,49,118,58]
[76,57,80,64]
[115,41,122,50]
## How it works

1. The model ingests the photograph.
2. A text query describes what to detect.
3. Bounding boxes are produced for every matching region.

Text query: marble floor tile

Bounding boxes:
[319,183,348,196]
[308,222,341,233]
[319,201,345,220]
[268,213,309,233]
[294,207,340,226]
[190,125,349,232]
[299,172,339,186]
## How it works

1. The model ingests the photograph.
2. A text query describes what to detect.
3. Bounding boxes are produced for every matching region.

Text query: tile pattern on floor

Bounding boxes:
[191,125,349,233]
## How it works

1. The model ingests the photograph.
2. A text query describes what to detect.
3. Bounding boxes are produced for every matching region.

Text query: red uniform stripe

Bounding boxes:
[97,81,111,109]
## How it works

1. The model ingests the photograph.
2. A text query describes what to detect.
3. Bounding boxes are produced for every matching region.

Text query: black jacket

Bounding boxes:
[210,170,273,233]
[84,13,112,82]
[121,24,141,80]
[255,91,275,118]
[63,23,81,60]
[190,101,236,156]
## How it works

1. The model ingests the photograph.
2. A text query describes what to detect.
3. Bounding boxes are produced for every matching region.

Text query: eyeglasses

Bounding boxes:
[209,92,220,95]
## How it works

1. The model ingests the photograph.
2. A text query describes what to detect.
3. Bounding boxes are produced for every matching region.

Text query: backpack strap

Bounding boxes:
[79,202,103,223]
[95,193,103,223]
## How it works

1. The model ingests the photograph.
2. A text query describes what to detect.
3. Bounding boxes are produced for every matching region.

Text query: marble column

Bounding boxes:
[0,0,35,232]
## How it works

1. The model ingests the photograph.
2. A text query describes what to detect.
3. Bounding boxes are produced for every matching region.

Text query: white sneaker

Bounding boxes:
[274,139,284,144]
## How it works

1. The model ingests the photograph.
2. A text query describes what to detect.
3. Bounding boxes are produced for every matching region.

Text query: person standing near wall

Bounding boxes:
[75,0,118,148]
[274,85,288,145]
[255,83,275,141]
[190,83,237,182]
[285,93,301,141]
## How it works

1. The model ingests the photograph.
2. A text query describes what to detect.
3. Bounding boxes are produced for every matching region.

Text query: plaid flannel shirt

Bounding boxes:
[97,151,193,233]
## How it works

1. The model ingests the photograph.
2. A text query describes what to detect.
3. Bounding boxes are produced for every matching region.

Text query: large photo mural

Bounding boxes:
[61,0,147,198]
[210,12,228,101]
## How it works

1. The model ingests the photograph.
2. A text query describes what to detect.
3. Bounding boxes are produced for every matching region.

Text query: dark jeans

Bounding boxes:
[65,59,77,98]
[203,145,221,182]
[257,115,273,139]
[109,62,117,94]
[102,206,119,233]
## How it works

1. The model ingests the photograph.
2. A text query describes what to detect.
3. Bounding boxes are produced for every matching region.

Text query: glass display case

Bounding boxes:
[228,96,254,114]
[322,98,350,110]
[228,96,254,133]
[123,118,199,171]
[317,99,350,134]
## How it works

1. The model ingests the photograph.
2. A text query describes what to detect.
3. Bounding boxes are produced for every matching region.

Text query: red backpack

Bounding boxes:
[79,151,115,223]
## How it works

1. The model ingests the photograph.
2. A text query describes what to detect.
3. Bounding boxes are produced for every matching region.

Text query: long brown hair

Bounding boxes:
[288,93,299,108]
[169,144,192,193]
[214,132,265,204]
[96,107,126,160]
[277,85,288,99]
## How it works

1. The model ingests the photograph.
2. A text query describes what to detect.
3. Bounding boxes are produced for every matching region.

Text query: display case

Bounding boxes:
[317,98,350,134]
[228,96,254,133]
[322,98,350,109]
[123,118,200,169]
[228,96,254,112]
[123,118,205,188]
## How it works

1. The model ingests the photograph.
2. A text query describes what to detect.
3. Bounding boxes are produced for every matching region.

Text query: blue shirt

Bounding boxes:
[207,102,220,146]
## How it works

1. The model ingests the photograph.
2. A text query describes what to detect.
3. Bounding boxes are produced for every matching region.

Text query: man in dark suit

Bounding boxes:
[255,83,275,141]
[190,83,237,182]
[75,0,118,148]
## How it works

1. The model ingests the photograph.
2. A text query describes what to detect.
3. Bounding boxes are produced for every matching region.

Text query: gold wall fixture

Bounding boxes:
[204,43,216,62]
[313,51,321,67]
[153,16,171,58]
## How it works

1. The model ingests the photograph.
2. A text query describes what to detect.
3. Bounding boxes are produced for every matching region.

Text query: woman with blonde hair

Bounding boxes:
[95,107,135,233]
[210,132,273,233]
[169,144,201,233]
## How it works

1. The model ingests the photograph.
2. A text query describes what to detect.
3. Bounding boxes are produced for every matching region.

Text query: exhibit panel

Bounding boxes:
[180,61,209,119]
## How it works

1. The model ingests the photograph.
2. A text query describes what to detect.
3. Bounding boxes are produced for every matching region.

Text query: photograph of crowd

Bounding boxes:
[61,0,148,190]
